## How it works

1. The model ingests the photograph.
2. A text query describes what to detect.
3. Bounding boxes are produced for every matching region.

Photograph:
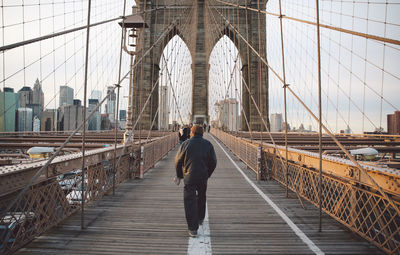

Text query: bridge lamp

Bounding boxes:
[118,13,148,55]
[118,12,148,144]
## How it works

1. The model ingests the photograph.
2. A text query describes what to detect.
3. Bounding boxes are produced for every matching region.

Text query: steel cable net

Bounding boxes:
[0,0,131,129]
[265,1,400,253]
[1,0,400,254]
[159,35,192,127]
[206,0,400,254]
[208,35,242,130]
[0,0,135,254]
[0,0,191,252]
[267,0,400,134]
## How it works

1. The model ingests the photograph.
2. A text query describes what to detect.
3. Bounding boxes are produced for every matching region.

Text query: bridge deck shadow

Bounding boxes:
[16,134,382,255]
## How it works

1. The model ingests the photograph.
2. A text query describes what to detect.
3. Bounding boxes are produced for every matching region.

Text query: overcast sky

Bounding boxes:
[1,0,399,133]
[266,0,400,133]
[1,0,130,114]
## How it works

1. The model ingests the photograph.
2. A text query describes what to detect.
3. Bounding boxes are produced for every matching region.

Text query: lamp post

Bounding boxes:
[118,8,148,144]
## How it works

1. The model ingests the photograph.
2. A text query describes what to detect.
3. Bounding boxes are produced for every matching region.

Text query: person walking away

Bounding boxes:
[178,125,188,144]
[187,123,193,137]
[183,125,189,141]
[174,125,217,237]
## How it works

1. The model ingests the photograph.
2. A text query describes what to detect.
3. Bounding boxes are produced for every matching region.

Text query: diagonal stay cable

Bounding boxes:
[144,3,195,138]
[0,6,163,53]
[161,53,184,125]
[111,5,196,178]
[212,0,400,46]
[212,2,400,216]
[204,3,252,135]
[0,77,124,219]
[207,3,289,170]
[206,2,307,208]
[158,2,196,126]
[146,106,160,143]
[0,17,121,52]
[0,19,180,219]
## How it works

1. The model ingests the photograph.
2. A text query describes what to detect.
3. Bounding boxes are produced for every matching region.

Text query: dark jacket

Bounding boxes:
[175,135,217,184]
[178,127,189,142]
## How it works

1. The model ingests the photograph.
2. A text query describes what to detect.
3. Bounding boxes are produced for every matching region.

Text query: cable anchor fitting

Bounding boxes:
[283,83,290,88]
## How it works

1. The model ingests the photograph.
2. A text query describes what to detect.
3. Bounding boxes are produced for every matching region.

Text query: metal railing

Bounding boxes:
[211,128,400,255]
[0,133,178,254]
[141,134,178,175]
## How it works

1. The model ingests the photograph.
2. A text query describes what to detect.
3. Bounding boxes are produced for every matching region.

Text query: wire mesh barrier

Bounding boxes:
[0,133,178,254]
[212,129,259,173]
[141,134,178,174]
[211,129,400,254]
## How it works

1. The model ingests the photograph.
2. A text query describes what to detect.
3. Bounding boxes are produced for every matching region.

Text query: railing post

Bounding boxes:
[152,143,155,168]
[257,145,262,182]
[349,186,357,228]
[140,145,144,179]
[129,151,134,180]
[246,143,249,170]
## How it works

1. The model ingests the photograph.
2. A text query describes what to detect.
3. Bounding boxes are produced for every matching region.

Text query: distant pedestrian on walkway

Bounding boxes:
[178,125,189,144]
[174,125,217,237]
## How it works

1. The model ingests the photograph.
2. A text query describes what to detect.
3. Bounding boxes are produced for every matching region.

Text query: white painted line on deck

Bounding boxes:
[211,135,324,255]
[187,203,212,255]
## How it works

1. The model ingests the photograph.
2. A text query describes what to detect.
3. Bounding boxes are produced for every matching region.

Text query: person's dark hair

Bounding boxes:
[190,124,204,137]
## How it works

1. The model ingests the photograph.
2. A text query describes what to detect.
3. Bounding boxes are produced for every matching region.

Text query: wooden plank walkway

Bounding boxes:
[17,134,382,254]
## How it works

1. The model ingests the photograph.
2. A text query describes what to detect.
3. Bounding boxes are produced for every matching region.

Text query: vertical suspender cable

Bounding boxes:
[1,0,5,131]
[210,2,304,207]
[362,4,369,133]
[81,0,92,230]
[113,0,127,195]
[315,0,323,232]
[257,0,263,147]
[244,1,252,138]
[277,0,289,198]
[53,1,57,131]
[379,4,388,132]
[236,1,240,134]
[22,0,27,133]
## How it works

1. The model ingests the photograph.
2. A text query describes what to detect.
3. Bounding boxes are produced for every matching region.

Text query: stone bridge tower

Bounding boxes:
[132,0,268,131]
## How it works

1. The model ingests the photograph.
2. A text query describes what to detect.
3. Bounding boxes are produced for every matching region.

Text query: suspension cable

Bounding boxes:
[212,0,400,46]
[0,16,183,219]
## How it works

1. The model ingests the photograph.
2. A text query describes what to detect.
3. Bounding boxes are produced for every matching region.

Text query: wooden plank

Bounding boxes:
[16,134,383,254]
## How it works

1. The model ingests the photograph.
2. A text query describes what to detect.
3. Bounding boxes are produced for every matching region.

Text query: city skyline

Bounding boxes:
[1,81,127,113]
[0,81,125,132]
[1,1,399,134]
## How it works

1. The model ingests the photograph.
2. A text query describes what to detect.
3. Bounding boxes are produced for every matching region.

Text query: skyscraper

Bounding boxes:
[105,86,116,123]
[119,109,126,129]
[17,107,33,131]
[159,86,169,130]
[270,113,283,132]
[32,78,44,119]
[41,109,56,131]
[217,98,239,131]
[0,88,18,132]
[90,90,102,114]
[57,100,84,131]
[18,86,33,108]
[88,99,101,131]
[119,110,126,121]
[387,111,400,135]
[59,86,74,107]
[90,90,102,102]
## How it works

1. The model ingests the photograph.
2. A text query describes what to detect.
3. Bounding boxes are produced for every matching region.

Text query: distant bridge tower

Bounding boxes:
[132,0,268,130]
